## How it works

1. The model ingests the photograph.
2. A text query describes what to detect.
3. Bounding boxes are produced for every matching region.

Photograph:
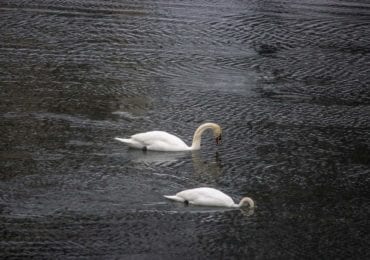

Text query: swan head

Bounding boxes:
[215,134,222,145]
[213,125,222,145]
[239,197,255,208]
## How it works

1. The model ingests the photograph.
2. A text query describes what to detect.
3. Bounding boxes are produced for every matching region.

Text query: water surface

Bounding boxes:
[1,0,370,258]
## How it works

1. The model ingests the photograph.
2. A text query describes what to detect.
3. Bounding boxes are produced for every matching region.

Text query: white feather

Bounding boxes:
[114,123,222,152]
[164,187,254,208]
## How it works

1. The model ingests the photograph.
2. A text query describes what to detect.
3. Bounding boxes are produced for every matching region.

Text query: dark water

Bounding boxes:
[1,0,370,258]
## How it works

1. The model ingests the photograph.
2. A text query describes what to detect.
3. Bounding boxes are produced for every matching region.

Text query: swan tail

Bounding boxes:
[114,137,145,149]
[114,137,131,143]
[164,195,185,202]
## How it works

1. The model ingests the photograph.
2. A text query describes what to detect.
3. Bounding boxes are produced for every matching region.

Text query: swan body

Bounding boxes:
[164,187,254,208]
[115,123,222,152]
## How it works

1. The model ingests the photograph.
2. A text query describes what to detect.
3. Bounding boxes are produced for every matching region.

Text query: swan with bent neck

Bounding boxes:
[164,187,255,208]
[114,123,222,152]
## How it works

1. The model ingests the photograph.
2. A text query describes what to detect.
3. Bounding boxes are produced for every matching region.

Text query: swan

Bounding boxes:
[114,122,222,152]
[164,187,255,208]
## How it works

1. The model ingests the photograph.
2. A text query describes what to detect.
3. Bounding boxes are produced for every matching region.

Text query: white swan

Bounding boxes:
[114,123,222,152]
[164,187,255,208]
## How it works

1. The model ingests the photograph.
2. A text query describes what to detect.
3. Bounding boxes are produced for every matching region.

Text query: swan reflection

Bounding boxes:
[191,151,223,182]
[125,149,222,174]
[126,149,189,165]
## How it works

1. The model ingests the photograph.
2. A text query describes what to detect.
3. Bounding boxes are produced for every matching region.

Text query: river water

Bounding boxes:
[1,0,370,258]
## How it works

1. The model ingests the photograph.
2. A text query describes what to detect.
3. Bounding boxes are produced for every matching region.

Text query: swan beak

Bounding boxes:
[215,135,222,145]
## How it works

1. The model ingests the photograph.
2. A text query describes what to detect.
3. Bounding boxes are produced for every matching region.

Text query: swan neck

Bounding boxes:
[238,197,255,208]
[190,123,219,150]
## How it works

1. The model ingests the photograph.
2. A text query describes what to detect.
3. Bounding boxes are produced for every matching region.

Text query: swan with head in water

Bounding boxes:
[114,122,222,152]
[164,187,255,208]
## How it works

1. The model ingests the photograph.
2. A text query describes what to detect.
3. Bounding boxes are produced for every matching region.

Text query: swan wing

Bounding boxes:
[131,131,185,145]
[131,131,190,151]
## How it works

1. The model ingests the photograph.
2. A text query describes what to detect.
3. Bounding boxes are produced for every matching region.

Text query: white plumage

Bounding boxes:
[115,123,222,152]
[164,187,254,208]
[115,131,189,151]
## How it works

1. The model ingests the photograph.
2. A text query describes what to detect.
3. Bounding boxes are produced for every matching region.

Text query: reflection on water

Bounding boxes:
[1,0,370,258]
[191,151,223,183]
[125,149,189,166]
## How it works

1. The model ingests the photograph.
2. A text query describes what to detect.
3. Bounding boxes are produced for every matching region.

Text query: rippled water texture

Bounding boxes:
[1,0,370,258]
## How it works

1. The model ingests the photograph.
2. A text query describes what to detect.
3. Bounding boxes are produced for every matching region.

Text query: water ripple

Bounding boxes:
[1,0,369,258]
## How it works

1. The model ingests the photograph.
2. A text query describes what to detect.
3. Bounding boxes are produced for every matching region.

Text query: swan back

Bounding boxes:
[173,187,236,207]
[129,131,190,151]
